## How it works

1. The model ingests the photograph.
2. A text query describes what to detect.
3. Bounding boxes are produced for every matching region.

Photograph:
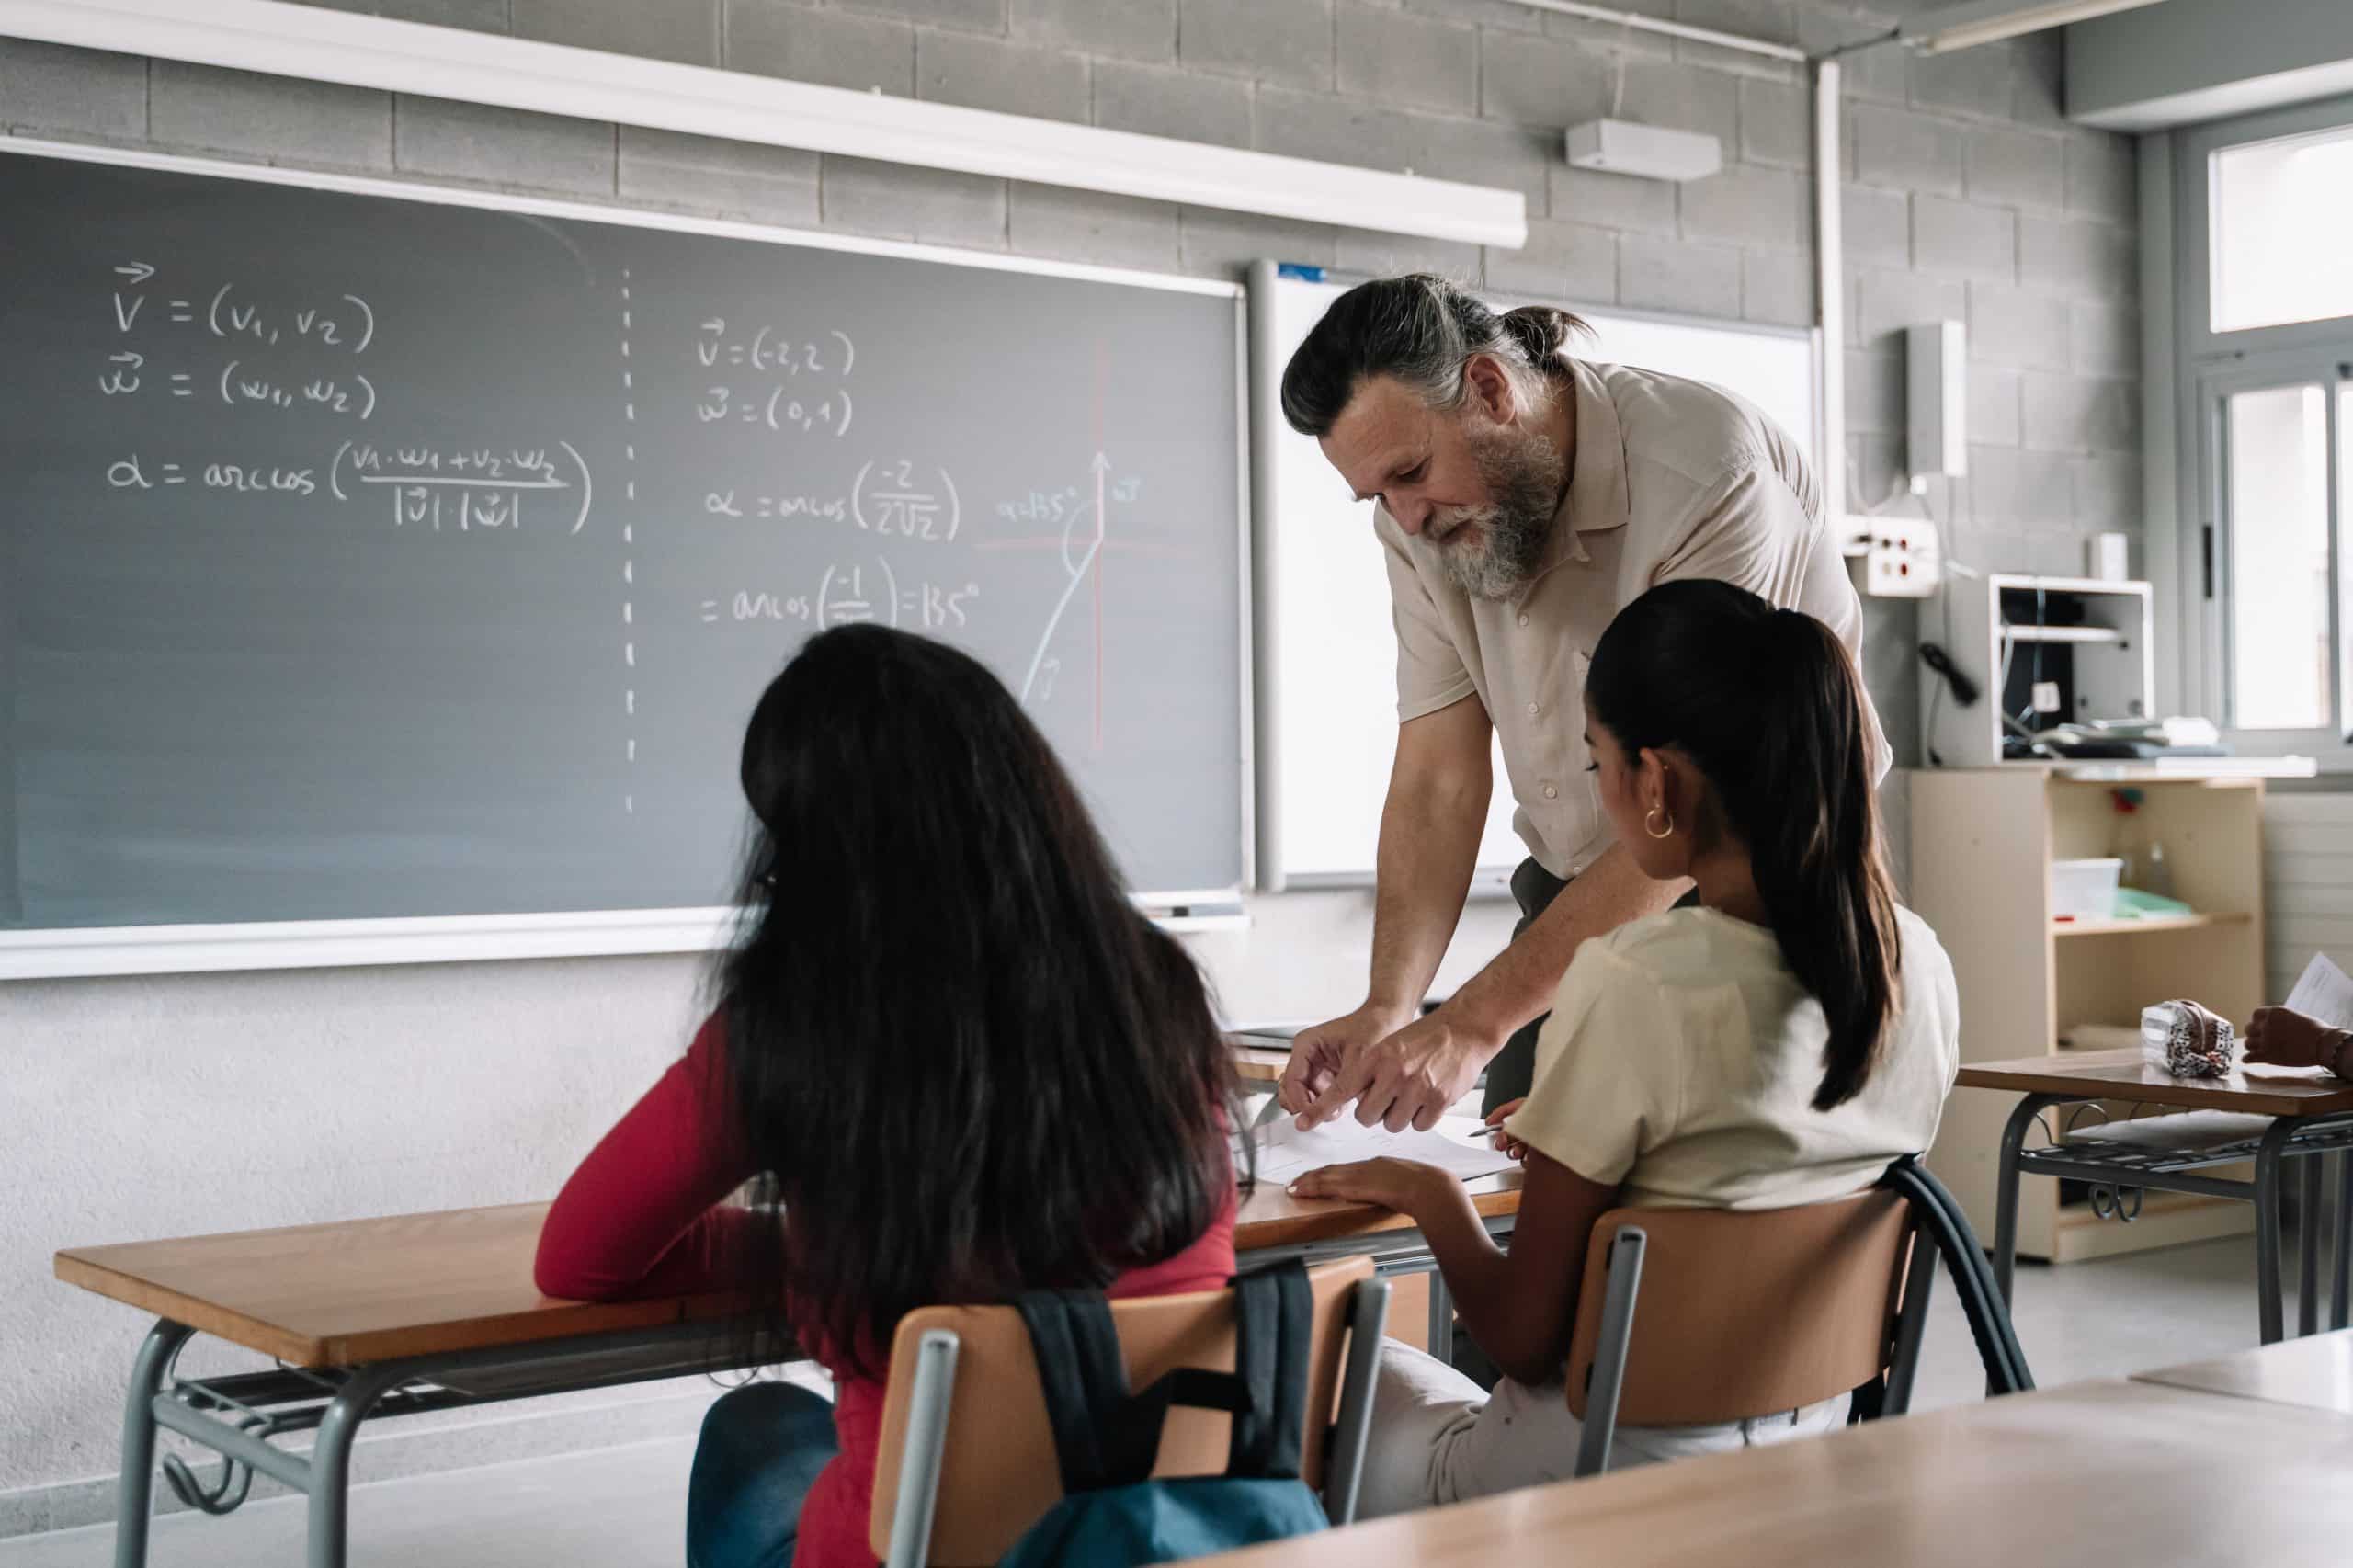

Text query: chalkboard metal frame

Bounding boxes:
[0,136,1255,979]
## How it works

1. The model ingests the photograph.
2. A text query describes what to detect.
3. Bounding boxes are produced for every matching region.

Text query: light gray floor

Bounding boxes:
[0,1233,2296,1568]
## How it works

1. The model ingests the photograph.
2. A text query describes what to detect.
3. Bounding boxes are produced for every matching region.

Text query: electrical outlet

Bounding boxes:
[1861,517,1942,598]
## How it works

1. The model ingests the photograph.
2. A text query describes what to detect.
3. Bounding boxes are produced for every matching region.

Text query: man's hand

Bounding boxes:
[1277,1003,1414,1118]
[1298,1006,1504,1133]
[2246,1006,2342,1073]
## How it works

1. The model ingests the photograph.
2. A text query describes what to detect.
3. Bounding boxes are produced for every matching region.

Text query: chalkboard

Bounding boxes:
[0,146,1247,957]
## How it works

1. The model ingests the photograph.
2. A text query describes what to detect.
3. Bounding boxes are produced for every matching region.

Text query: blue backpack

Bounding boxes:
[997,1260,1332,1568]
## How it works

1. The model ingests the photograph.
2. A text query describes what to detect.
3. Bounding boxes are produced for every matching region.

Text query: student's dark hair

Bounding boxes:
[710,625,1244,1377]
[1585,581,1900,1112]
[1279,273,1588,438]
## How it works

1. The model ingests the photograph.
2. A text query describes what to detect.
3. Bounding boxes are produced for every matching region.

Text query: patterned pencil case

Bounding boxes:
[2142,1000,2238,1079]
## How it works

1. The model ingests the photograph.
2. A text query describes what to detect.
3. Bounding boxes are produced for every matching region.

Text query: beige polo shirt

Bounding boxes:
[1378,356,1884,880]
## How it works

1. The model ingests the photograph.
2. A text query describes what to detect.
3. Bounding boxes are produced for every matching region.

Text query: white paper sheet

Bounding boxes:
[1241,1113,1518,1187]
[2285,952,2353,1031]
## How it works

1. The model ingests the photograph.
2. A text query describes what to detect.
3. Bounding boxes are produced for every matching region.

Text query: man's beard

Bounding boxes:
[1428,421,1565,600]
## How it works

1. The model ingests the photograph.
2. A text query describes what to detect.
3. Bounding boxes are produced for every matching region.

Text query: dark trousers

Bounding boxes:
[1478,858,1700,1117]
[687,1381,840,1568]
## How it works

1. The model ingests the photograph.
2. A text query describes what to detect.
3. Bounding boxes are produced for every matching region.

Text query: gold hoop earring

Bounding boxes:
[1643,805,1675,840]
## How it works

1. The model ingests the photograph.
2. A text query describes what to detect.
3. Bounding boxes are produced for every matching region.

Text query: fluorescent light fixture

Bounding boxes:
[0,0,1528,248]
[1899,0,2171,54]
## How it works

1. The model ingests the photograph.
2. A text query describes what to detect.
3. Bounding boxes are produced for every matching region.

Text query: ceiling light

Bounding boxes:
[1899,0,2171,55]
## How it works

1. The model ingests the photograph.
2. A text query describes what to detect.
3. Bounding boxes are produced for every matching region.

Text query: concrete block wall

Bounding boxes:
[0,0,2139,1526]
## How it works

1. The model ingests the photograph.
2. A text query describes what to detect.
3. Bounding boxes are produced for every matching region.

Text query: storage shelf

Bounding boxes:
[2052,911,2253,937]
[2004,623,2122,644]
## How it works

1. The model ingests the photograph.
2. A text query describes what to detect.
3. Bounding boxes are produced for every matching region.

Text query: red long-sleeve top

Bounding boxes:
[534,1014,1238,1568]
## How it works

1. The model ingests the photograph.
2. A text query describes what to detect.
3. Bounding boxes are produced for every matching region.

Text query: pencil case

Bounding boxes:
[2142,1000,2238,1079]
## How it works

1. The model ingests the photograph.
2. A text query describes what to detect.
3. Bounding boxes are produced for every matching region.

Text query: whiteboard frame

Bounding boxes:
[0,136,1254,977]
[1248,263,1824,894]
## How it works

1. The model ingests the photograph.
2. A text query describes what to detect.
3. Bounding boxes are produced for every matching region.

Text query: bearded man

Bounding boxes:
[1276,273,1885,1133]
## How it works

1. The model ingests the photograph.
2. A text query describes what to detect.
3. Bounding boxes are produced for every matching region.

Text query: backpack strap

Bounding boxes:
[1219,1259,1312,1481]
[1012,1258,1319,1496]
[1013,1290,1146,1494]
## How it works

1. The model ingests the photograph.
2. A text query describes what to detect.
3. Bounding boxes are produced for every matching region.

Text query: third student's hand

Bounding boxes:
[2246,1006,2339,1072]
[1483,1097,1529,1162]
[1287,1156,1447,1216]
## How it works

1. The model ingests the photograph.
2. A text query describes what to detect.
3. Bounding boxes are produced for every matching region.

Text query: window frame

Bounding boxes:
[2170,92,2353,767]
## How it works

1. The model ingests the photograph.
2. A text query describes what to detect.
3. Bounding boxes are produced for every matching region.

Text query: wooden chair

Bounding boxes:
[867,1257,1388,1568]
[1563,1189,1937,1477]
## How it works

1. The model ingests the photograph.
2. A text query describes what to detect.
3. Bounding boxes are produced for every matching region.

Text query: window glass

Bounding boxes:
[2226,383,2330,731]
[2211,126,2353,332]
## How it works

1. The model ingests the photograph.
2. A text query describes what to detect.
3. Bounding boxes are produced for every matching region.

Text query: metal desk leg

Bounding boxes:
[2336,1152,2353,1334]
[1994,1096,2060,1306]
[115,1320,195,1568]
[306,1364,404,1568]
[2301,1153,2324,1338]
[1427,1268,1454,1368]
[2255,1119,2297,1345]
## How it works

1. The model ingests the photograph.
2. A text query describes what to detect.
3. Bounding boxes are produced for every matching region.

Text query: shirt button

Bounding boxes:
[1543,782,1559,800]
[1517,613,1530,628]
[1526,700,1540,716]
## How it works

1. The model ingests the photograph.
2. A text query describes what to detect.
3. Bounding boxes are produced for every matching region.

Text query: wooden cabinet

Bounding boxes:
[1910,767,2269,1262]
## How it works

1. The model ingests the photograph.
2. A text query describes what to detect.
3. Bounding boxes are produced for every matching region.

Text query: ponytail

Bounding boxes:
[1280,274,1587,438]
[1586,583,1901,1111]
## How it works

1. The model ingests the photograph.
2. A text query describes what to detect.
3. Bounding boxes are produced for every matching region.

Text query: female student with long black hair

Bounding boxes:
[1292,578,1961,1511]
[533,625,1245,1568]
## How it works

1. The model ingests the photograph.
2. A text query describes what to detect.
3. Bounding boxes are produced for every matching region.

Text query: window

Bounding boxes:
[2173,96,2353,757]
[2211,125,2353,333]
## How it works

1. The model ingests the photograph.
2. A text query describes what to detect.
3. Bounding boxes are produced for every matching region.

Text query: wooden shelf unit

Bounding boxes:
[1909,767,2269,1264]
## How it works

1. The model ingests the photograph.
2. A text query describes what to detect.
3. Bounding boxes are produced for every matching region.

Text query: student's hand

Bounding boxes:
[1287,1156,1449,1216]
[1279,1002,1414,1118]
[2246,1006,2343,1073]
[1483,1097,1529,1162]
[1298,1006,1501,1134]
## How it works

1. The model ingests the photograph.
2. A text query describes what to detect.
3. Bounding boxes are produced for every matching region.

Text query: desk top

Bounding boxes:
[1232,1045,1289,1085]
[2135,1328,2353,1415]
[57,1171,1523,1368]
[53,1203,739,1369]
[1234,1168,1524,1253]
[1197,1379,2353,1568]
[1955,1048,2353,1117]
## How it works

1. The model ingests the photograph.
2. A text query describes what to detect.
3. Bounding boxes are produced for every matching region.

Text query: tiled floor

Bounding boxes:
[0,1233,2300,1568]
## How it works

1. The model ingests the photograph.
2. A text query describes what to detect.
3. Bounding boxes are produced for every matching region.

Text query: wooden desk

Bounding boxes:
[1196,1379,2353,1568]
[1956,1048,2353,1343]
[1232,1044,1289,1085]
[63,1170,1525,1568]
[2135,1326,2353,1416]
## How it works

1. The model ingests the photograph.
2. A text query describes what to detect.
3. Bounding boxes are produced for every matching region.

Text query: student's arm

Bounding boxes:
[1289,1152,1618,1385]
[534,1015,765,1301]
[2247,1006,2353,1080]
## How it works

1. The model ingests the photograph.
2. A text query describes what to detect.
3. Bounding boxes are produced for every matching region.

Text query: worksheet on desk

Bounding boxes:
[1242,1114,1518,1187]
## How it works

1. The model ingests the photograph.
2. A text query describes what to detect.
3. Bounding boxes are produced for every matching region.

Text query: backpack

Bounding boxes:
[996,1260,1332,1568]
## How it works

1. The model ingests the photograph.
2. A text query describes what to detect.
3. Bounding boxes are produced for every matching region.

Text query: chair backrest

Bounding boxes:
[869,1256,1374,1567]
[1564,1191,1915,1426]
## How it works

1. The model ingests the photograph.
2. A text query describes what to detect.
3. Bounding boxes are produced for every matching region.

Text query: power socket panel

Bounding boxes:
[1859,517,1941,598]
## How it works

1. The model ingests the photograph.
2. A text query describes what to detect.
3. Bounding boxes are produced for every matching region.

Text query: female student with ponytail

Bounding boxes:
[1292,579,1960,1513]
[533,625,1243,1568]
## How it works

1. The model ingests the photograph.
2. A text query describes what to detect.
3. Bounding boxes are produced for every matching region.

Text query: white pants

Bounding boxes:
[1353,1342,1848,1518]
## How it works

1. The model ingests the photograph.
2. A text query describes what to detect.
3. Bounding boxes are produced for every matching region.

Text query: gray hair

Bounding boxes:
[1279,274,1586,437]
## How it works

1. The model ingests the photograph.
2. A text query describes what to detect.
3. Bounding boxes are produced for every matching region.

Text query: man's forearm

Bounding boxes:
[1449,843,1685,1040]
[1364,765,1486,1017]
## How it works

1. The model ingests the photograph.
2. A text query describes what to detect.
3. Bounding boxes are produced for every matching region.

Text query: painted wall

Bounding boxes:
[0,0,2140,1528]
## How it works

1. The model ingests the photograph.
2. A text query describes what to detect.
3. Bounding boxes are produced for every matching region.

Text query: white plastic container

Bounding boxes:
[2052,858,2123,920]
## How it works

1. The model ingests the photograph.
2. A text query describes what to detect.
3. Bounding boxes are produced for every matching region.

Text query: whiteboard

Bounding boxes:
[1248,264,1819,892]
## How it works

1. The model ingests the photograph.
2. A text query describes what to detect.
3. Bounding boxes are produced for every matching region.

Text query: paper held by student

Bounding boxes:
[1243,1113,1518,1188]
[2285,952,2353,1031]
